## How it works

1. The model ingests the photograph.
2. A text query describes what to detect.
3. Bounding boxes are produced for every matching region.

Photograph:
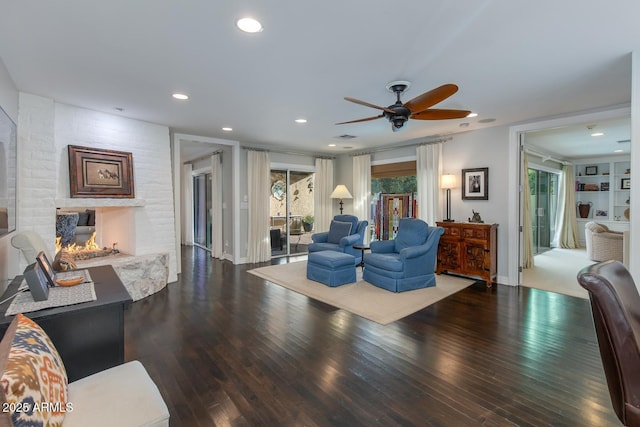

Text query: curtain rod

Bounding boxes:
[349,136,453,157]
[242,145,335,159]
[524,147,570,165]
[184,150,223,164]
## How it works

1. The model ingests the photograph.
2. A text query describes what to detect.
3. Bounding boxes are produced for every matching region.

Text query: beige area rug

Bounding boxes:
[522,248,593,299]
[248,261,474,325]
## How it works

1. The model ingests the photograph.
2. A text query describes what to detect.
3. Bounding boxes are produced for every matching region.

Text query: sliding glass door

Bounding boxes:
[193,173,212,250]
[270,169,315,257]
[528,168,559,254]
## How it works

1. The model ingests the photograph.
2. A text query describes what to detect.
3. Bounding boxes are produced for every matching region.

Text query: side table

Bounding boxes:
[353,244,370,270]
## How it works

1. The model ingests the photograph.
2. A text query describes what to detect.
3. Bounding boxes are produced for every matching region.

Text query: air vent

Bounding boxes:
[617,139,631,143]
[335,134,357,139]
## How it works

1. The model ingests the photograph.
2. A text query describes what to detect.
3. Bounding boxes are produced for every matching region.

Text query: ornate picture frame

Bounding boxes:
[68,145,134,198]
[462,167,489,200]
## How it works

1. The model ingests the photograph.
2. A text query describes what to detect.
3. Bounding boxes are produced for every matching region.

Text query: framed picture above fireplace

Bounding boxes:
[68,145,135,198]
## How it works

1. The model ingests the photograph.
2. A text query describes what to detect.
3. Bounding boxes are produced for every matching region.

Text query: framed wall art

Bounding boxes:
[462,167,489,200]
[585,165,598,176]
[621,177,631,190]
[68,145,134,198]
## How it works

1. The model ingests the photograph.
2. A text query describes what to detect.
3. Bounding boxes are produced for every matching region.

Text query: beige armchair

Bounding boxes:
[585,222,624,262]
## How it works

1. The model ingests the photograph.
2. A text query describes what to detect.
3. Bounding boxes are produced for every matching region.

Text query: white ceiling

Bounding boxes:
[0,1,638,157]
[524,117,630,161]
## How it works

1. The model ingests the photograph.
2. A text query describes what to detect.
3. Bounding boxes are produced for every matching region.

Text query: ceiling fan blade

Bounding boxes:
[336,114,384,125]
[410,109,471,120]
[344,97,396,114]
[404,84,459,114]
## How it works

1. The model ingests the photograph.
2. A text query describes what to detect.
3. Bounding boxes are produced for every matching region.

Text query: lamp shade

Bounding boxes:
[330,185,353,199]
[441,174,456,190]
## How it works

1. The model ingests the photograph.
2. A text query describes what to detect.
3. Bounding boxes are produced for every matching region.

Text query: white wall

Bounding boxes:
[18,94,178,282]
[0,58,19,292]
[441,127,511,284]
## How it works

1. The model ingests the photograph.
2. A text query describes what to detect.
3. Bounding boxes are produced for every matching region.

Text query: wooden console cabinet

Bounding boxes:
[436,222,498,287]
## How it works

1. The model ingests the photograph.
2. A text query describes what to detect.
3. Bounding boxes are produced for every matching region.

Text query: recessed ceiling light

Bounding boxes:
[237,17,263,33]
[614,149,624,153]
[172,93,189,100]
[328,143,337,147]
[466,112,478,118]
[222,127,233,132]
[591,132,604,137]
[295,118,307,124]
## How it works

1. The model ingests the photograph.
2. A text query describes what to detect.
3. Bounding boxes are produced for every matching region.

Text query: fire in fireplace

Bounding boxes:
[56,232,119,261]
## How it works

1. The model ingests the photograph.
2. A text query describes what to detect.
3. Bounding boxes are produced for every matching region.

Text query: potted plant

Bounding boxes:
[302,214,314,232]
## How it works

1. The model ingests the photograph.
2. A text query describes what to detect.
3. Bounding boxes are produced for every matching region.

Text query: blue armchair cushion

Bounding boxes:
[333,214,359,234]
[394,219,428,252]
[327,220,352,244]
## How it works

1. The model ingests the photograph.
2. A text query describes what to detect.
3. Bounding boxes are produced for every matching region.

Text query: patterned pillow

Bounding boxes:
[0,314,68,427]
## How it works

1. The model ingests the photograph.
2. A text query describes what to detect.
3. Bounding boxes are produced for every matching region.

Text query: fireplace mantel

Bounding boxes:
[55,198,146,209]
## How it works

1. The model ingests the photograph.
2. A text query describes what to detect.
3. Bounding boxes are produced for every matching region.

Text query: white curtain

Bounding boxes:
[522,152,534,268]
[314,158,334,232]
[353,155,371,243]
[247,150,271,263]
[181,163,194,245]
[554,164,580,248]
[416,143,442,225]
[211,153,223,259]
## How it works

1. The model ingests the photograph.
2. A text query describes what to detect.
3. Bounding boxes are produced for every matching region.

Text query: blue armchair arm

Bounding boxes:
[399,243,431,260]
[339,233,361,248]
[370,239,396,253]
[312,231,329,243]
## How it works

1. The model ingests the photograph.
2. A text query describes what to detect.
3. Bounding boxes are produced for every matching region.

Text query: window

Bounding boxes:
[370,161,417,241]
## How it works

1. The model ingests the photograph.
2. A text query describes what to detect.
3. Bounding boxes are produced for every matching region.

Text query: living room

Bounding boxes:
[2,3,640,425]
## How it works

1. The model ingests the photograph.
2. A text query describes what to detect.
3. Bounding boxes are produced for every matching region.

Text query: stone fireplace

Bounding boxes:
[53,199,170,300]
[55,199,144,257]
[17,93,178,284]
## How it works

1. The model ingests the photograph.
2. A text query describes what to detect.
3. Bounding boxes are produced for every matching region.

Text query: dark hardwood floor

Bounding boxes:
[125,246,619,426]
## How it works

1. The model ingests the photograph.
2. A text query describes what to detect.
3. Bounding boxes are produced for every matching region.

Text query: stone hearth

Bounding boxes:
[75,253,169,301]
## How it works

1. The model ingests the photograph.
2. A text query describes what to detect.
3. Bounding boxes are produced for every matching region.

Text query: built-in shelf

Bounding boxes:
[55,198,146,208]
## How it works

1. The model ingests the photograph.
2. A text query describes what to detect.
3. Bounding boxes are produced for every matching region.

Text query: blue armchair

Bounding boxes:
[308,214,368,265]
[363,218,444,292]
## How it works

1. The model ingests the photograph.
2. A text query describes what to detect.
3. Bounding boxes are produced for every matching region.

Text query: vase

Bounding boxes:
[577,202,592,219]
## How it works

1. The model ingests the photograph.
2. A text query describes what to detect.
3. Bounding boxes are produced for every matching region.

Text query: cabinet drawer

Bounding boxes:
[442,226,460,237]
[462,227,488,240]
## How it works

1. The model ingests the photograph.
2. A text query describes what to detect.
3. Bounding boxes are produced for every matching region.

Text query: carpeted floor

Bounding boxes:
[522,247,594,299]
[248,261,474,325]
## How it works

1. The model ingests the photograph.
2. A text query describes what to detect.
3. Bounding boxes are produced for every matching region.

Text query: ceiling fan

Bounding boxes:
[337,81,471,132]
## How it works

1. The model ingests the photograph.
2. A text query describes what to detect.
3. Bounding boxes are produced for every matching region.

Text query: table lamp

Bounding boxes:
[330,185,353,214]
[441,174,456,222]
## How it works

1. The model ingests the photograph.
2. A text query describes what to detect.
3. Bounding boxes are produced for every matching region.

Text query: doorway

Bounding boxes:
[510,107,631,292]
